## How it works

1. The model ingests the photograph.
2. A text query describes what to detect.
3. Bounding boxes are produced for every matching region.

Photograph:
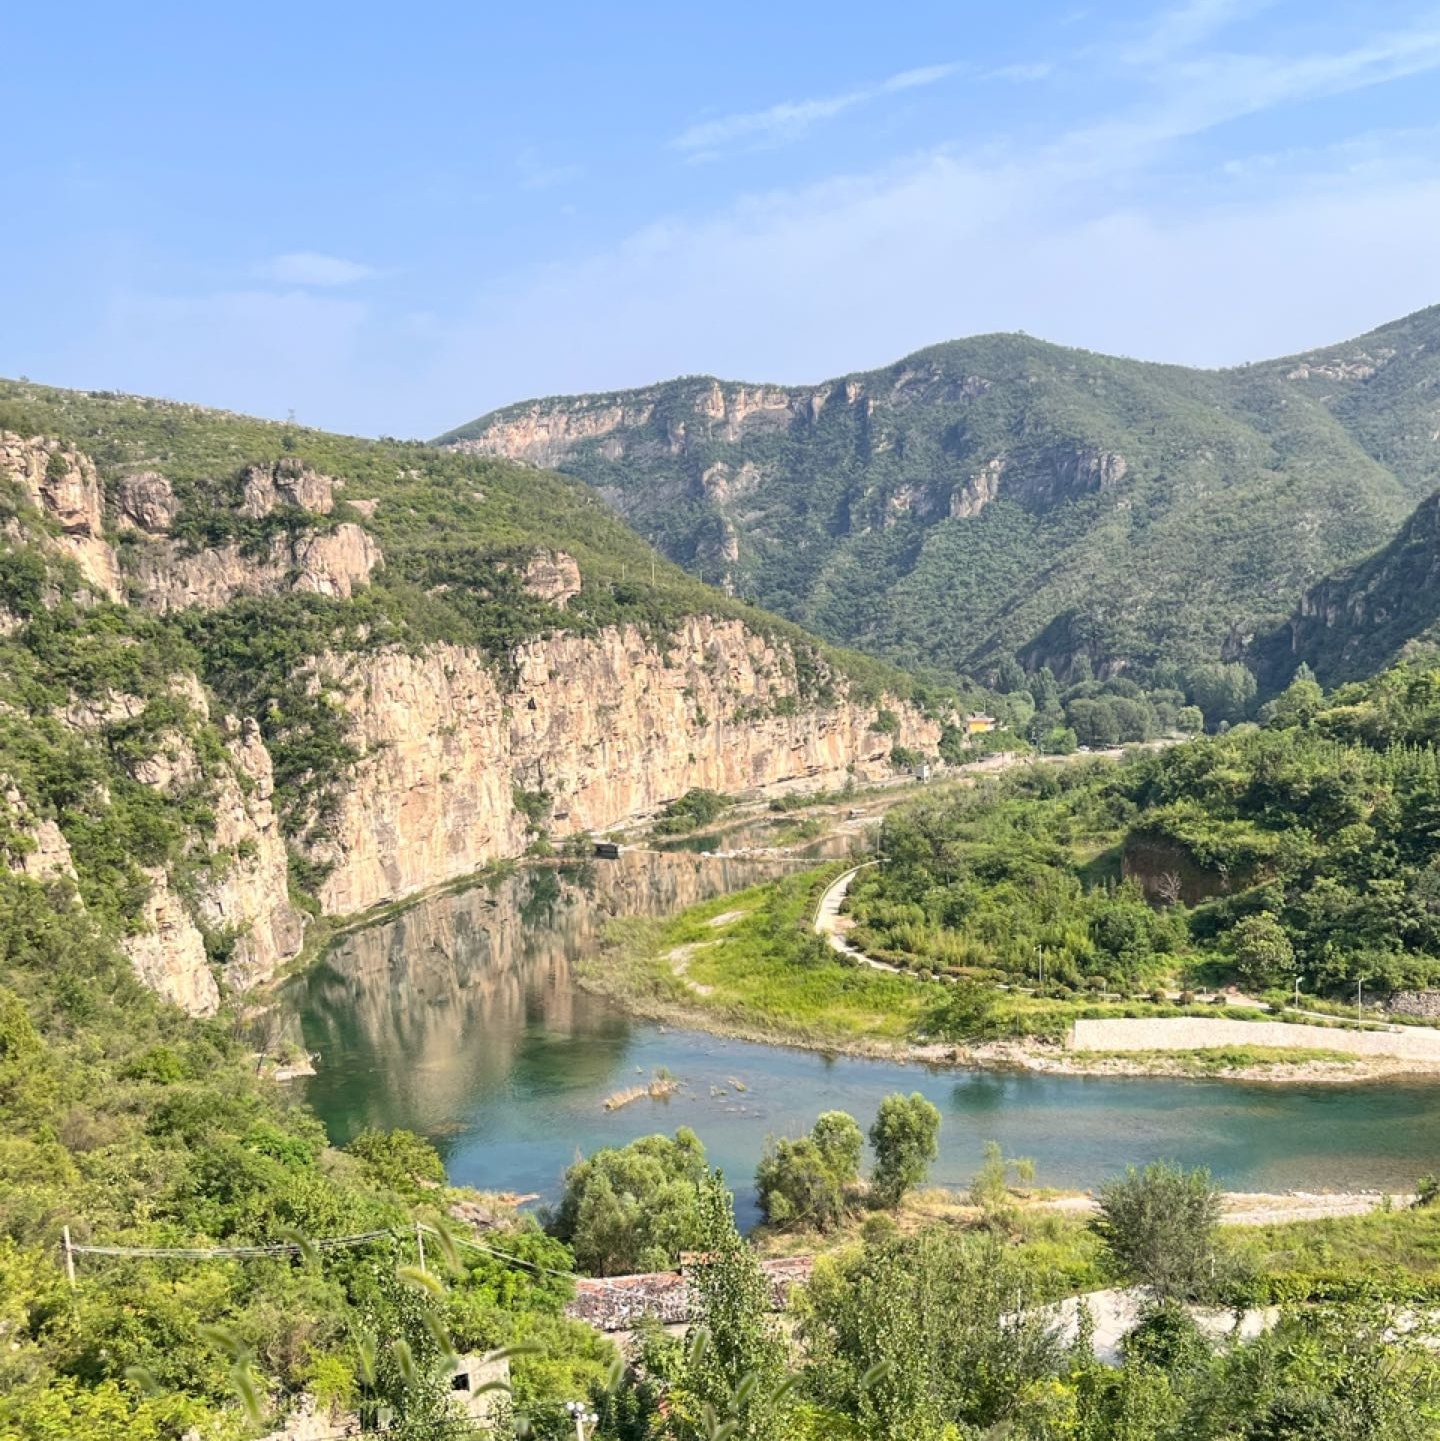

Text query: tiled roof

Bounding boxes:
[567,1256,814,1333]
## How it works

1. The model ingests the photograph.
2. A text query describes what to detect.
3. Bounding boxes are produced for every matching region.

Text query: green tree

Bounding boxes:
[868,1093,941,1208]
[1189,662,1257,727]
[672,1174,792,1441]
[1231,913,1296,992]
[1094,1162,1223,1301]
[811,1110,864,1182]
[755,1111,863,1232]
[797,1227,1061,1441]
[548,1130,708,1275]
[1043,725,1079,755]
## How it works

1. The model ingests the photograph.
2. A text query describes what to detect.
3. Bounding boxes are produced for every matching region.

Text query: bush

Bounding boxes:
[343,1128,446,1200]
[756,1111,863,1232]
[547,1129,708,1275]
[651,788,731,836]
[1094,1161,1223,1301]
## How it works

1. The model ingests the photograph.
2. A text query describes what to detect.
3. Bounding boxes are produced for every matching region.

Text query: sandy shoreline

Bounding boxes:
[579,973,1440,1084]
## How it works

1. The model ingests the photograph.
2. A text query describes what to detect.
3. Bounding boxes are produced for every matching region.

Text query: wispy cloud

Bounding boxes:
[515,148,582,192]
[1121,0,1272,65]
[985,61,1055,82]
[1053,13,1440,175]
[671,63,960,156]
[257,252,377,287]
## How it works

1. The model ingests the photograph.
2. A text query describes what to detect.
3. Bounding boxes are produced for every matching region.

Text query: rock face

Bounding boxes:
[1,426,929,1015]
[517,550,581,607]
[114,471,182,533]
[0,431,123,599]
[126,525,382,612]
[240,459,337,518]
[21,670,307,1015]
[124,869,221,1018]
[308,616,939,915]
[200,719,306,990]
[2,785,77,883]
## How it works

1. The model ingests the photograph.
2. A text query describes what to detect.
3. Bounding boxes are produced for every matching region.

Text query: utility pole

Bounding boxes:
[415,1223,426,1273]
[1294,974,1301,1008]
[62,1226,75,1290]
[1357,978,1364,1022]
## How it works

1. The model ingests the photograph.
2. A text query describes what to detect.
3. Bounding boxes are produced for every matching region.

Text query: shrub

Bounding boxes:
[1094,1161,1223,1301]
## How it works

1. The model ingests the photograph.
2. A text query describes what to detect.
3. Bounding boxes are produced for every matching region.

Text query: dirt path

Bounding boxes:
[813,863,899,971]
[1035,1190,1416,1226]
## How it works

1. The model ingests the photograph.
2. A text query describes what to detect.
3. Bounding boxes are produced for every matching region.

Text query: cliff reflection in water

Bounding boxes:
[293,851,791,1155]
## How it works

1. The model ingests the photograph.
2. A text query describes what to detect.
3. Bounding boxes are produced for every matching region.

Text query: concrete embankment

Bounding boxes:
[1071,1015,1440,1061]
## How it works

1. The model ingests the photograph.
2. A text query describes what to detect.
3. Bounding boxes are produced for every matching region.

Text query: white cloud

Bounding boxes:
[985,62,1055,82]
[1121,0,1272,65]
[257,251,377,287]
[671,63,960,155]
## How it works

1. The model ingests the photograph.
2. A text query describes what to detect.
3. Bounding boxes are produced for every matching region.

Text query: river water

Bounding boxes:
[291,848,1440,1224]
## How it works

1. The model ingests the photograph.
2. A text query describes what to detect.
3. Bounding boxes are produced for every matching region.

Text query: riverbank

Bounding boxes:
[584,867,1440,1083]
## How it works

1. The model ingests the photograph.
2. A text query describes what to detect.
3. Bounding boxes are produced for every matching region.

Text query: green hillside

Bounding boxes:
[0,378,932,894]
[442,306,1440,684]
[1253,489,1440,691]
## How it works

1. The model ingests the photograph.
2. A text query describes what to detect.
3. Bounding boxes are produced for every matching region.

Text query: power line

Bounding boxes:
[68,1228,395,1261]
[63,1222,661,1296]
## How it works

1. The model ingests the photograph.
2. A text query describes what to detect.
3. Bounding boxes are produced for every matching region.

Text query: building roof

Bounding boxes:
[566,1256,814,1333]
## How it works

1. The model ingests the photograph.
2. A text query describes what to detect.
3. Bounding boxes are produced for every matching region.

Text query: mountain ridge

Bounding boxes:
[440,305,1440,684]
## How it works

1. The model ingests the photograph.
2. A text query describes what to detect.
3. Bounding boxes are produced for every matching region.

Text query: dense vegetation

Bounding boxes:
[443,306,1440,683]
[0,868,616,1440]
[594,1152,1440,1441]
[852,661,1440,1001]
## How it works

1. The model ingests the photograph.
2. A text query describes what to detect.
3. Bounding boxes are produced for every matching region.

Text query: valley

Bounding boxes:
[7,325,1440,1439]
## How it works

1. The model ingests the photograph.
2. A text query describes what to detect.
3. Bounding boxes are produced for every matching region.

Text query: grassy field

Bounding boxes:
[583,864,1306,1059]
[585,864,939,1050]
[755,1181,1440,1306]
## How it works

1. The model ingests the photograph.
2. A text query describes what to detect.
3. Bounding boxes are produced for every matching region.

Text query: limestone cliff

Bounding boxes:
[0,401,938,1019]
[309,615,938,914]
[125,525,382,612]
[0,431,122,600]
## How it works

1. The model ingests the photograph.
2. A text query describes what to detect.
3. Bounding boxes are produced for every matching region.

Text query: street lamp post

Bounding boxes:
[565,1400,599,1440]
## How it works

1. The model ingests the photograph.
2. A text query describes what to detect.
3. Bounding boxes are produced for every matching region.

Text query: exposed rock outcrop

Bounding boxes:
[2,784,77,883]
[126,524,382,612]
[951,458,1006,518]
[199,719,306,989]
[124,869,220,1018]
[517,550,582,607]
[308,617,938,914]
[0,431,123,600]
[240,459,338,518]
[114,471,181,534]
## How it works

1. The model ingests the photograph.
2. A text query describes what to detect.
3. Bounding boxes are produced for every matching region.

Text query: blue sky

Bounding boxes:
[5,0,1440,437]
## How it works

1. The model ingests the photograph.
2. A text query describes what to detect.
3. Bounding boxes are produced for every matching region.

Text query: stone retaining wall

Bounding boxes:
[1387,990,1440,1020]
[1069,1016,1440,1061]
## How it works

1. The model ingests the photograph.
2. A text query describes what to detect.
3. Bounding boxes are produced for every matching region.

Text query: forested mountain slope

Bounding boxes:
[1252,487,1440,690]
[0,378,937,1015]
[441,306,1440,683]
